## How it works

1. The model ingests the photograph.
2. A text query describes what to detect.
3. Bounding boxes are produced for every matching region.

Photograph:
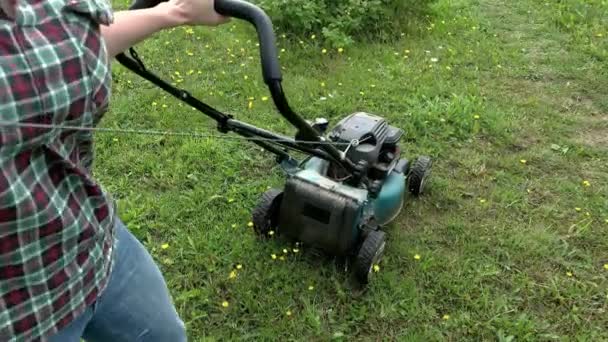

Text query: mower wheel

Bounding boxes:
[408,156,432,196]
[354,230,386,285]
[252,188,283,237]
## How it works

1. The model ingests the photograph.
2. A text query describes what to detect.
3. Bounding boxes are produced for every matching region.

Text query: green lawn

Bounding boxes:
[99,0,607,340]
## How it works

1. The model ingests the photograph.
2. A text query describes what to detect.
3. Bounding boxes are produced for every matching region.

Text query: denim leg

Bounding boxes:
[47,305,94,342]
[82,218,187,342]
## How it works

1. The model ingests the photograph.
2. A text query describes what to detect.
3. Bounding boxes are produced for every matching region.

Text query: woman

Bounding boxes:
[0,0,228,341]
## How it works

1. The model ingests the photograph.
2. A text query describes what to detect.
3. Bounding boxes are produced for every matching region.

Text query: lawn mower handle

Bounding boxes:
[129,0,282,84]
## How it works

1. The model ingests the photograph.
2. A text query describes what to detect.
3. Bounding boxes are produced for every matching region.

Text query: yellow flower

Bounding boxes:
[152,102,157,106]
[162,104,168,108]
[338,48,344,53]
[268,230,275,236]
[236,264,243,270]
[247,222,253,227]
[360,91,365,96]
[286,310,292,316]
[308,285,314,291]
[244,75,249,80]
[582,180,591,187]
[575,207,582,212]
[281,48,286,53]
[311,34,316,39]
[566,271,573,277]
[520,159,527,164]
[222,301,229,308]
[174,71,181,76]
[283,249,288,254]
[228,198,235,203]
[442,314,450,320]
[597,33,604,37]
[293,248,299,253]
[320,82,326,87]
[187,69,194,75]
[373,264,380,272]
[474,115,480,119]
[229,270,237,279]
[279,256,286,261]
[262,96,269,101]
[370,84,376,88]
[161,243,169,250]
[322,48,327,54]
[231,224,237,228]
[414,254,421,260]
[271,254,277,260]
[187,51,194,56]
[604,264,608,270]
[479,199,486,204]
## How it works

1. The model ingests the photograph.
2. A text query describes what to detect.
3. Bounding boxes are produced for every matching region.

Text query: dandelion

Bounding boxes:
[228,198,235,203]
[311,34,316,40]
[414,254,421,260]
[430,57,439,63]
[283,249,288,254]
[446,66,452,70]
[271,254,277,260]
[293,248,299,253]
[187,69,194,75]
[262,96,269,102]
[308,285,314,291]
[566,271,573,277]
[338,48,344,53]
[281,48,286,53]
[161,243,169,250]
[322,48,327,54]
[248,101,253,110]
[474,115,480,120]
[597,33,604,37]
[604,264,608,270]
[479,199,486,204]
[520,159,527,164]
[247,222,254,227]
[360,91,365,96]
[231,224,237,228]
[222,301,229,308]
[268,230,275,236]
[575,207,582,212]
[442,314,450,320]
[152,102,158,106]
[229,270,237,279]
[187,51,194,56]
[286,310,292,316]
[582,180,591,187]
[236,264,243,270]
[320,82,326,87]
[279,256,286,261]
[373,265,380,272]
[244,75,249,80]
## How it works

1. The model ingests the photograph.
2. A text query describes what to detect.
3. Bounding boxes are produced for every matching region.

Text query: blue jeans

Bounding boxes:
[48,218,187,342]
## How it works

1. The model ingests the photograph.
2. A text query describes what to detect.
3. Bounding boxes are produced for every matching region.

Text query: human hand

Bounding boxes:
[161,0,230,26]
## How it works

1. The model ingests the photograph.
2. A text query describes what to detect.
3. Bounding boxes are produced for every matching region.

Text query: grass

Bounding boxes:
[97,0,608,340]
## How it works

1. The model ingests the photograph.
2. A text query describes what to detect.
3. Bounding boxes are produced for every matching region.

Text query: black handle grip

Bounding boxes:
[129,0,165,10]
[214,0,282,83]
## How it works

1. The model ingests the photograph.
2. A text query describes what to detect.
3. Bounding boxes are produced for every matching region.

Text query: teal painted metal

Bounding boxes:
[373,171,406,226]
[295,157,406,227]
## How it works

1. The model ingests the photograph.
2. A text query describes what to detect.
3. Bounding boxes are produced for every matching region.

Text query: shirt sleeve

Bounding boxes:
[0,0,114,159]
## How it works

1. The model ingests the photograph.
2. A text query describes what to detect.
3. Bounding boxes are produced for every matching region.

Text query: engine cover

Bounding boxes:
[328,112,403,166]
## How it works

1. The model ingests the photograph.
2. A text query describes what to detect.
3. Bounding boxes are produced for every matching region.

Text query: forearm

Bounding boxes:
[100,3,187,58]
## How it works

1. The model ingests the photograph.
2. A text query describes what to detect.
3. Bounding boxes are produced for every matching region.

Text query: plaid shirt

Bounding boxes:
[0,1,116,341]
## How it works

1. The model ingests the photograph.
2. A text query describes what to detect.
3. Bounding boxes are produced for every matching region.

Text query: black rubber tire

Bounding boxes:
[407,156,432,196]
[354,230,386,285]
[252,189,283,237]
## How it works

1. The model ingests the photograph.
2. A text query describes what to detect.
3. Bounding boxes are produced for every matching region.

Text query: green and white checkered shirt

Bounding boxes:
[0,1,117,340]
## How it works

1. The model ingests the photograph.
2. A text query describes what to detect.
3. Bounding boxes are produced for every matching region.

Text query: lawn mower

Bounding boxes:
[120,0,432,284]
